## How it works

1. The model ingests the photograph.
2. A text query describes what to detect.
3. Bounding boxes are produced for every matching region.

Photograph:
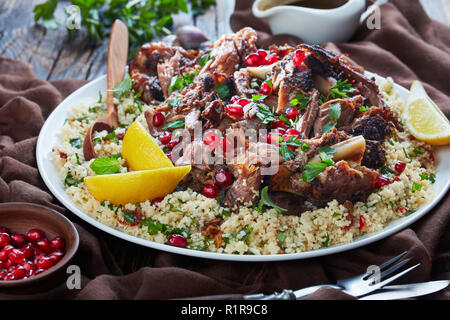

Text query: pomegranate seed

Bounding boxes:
[26,229,45,243]
[48,250,64,263]
[265,53,278,65]
[10,233,27,248]
[0,269,7,280]
[286,128,300,136]
[236,98,251,107]
[230,96,240,104]
[392,176,401,183]
[8,266,26,280]
[167,234,187,248]
[1,245,14,255]
[244,53,262,67]
[257,49,268,60]
[215,169,232,188]
[226,104,244,118]
[168,139,180,150]
[152,197,163,206]
[21,243,34,259]
[398,207,408,215]
[271,117,285,129]
[159,131,172,145]
[203,132,220,149]
[4,259,13,269]
[36,238,52,253]
[202,184,219,199]
[282,134,294,142]
[343,214,354,230]
[50,237,65,251]
[260,82,272,95]
[394,162,406,174]
[0,250,7,261]
[0,233,11,248]
[8,248,25,264]
[152,112,165,127]
[22,260,36,273]
[286,107,300,120]
[375,175,390,189]
[359,215,366,230]
[35,255,55,270]
[293,50,306,67]
[34,248,44,257]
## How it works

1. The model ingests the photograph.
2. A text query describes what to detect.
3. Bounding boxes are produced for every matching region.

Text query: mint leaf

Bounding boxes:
[90,157,121,175]
[162,119,185,129]
[111,75,132,99]
[302,162,329,182]
[216,81,230,100]
[328,103,341,122]
[257,186,287,213]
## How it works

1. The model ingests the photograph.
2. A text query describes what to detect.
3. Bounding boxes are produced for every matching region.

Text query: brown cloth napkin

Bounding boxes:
[0,0,449,300]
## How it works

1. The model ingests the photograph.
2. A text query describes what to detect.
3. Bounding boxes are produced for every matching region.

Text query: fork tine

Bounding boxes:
[378,257,413,280]
[371,263,421,290]
[378,251,408,271]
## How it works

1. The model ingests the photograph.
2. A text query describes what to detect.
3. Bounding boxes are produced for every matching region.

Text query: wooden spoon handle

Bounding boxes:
[106,19,129,127]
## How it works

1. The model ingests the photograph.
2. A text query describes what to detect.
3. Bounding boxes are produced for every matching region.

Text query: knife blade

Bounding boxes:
[359,280,449,300]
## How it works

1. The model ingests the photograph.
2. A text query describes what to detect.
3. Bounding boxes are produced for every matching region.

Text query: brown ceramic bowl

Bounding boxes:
[0,202,79,287]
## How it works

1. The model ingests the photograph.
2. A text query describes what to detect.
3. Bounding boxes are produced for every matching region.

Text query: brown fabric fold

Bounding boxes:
[0,0,449,300]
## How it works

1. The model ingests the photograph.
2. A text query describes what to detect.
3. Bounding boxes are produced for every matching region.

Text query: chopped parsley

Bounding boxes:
[64,172,83,187]
[255,103,277,124]
[412,147,425,155]
[359,106,370,112]
[381,165,396,175]
[290,91,311,110]
[330,79,355,99]
[301,143,310,151]
[168,96,181,108]
[279,135,302,161]
[411,182,422,192]
[123,211,136,224]
[321,233,330,247]
[169,76,185,92]
[237,225,253,242]
[69,138,82,148]
[199,52,211,68]
[420,173,436,184]
[277,232,287,249]
[252,94,268,102]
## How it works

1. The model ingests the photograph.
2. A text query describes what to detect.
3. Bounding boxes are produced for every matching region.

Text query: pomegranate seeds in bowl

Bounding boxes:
[0,227,66,281]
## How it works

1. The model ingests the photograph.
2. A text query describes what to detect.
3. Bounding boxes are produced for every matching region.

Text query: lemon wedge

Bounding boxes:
[84,166,191,205]
[404,80,450,145]
[122,120,173,170]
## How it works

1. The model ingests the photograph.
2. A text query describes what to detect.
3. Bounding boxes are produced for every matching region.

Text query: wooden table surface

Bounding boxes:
[0,0,449,273]
[1,0,449,82]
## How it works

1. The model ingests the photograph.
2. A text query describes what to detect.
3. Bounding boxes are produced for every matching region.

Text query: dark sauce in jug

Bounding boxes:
[286,0,349,10]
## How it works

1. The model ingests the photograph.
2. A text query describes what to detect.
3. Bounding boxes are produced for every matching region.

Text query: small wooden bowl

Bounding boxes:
[0,202,79,287]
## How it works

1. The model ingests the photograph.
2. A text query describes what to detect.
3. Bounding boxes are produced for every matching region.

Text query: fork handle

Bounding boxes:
[286,285,342,299]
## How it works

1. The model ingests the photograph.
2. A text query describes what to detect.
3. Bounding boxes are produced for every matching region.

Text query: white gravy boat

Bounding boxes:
[252,0,366,44]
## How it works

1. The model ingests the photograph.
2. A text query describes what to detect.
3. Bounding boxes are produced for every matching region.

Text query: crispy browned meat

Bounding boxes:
[291,161,378,207]
[362,140,386,168]
[224,166,261,209]
[313,95,363,137]
[345,106,401,141]
[300,44,385,108]
[296,90,320,139]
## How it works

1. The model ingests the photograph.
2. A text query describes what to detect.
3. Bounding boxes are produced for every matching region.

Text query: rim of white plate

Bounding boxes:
[36,71,450,262]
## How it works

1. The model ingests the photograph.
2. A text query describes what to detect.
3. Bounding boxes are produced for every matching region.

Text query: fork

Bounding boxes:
[187,251,421,300]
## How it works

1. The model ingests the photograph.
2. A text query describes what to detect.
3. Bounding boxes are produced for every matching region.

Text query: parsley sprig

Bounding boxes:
[33,0,216,58]
[330,79,356,99]
[302,147,336,182]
